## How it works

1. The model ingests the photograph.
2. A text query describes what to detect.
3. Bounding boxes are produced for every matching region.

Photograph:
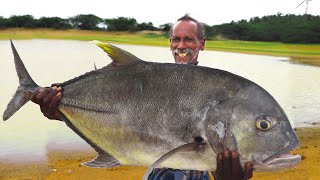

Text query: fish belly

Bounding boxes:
[59,105,216,171]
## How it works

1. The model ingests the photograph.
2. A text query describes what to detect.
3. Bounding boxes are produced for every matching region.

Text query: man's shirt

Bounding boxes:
[148,168,210,180]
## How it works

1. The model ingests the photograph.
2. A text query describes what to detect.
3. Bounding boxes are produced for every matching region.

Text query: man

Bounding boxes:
[31,14,253,180]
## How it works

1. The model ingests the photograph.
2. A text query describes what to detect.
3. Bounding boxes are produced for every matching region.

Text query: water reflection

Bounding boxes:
[0,39,319,163]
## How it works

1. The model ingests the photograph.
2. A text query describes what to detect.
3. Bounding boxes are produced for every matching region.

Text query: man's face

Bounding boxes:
[170,20,205,65]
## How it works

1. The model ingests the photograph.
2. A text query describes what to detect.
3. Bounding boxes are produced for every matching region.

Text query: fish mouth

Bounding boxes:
[253,137,301,171]
[254,152,301,171]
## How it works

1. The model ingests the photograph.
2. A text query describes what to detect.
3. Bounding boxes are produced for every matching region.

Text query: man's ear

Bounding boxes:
[200,38,206,51]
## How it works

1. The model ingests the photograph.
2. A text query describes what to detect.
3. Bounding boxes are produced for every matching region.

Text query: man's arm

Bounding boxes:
[31,86,62,120]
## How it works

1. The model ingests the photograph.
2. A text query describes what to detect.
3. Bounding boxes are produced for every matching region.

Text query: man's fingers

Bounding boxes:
[49,92,62,109]
[244,162,254,180]
[54,111,62,120]
[34,86,63,120]
[216,153,223,177]
[223,149,231,177]
[31,89,41,104]
[231,150,241,177]
[47,92,62,120]
[36,88,51,101]
[36,88,51,114]
[215,149,254,180]
[43,86,59,104]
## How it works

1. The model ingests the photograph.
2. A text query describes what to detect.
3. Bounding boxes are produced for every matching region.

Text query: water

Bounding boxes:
[0,39,319,163]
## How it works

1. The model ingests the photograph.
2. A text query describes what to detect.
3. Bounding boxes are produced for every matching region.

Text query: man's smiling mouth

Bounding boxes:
[177,52,188,57]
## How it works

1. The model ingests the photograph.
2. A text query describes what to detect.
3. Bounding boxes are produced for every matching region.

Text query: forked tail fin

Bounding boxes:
[3,40,40,121]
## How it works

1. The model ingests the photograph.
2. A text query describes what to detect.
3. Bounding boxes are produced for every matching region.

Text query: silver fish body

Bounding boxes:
[3,40,301,172]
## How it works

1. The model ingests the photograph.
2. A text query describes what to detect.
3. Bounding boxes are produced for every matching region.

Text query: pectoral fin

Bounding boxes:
[82,153,121,168]
[142,142,206,180]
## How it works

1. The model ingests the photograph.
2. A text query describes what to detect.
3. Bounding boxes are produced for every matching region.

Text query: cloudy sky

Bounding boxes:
[1,0,319,26]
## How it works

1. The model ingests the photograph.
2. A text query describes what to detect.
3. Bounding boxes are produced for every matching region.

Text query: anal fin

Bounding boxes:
[60,115,120,168]
[82,153,121,168]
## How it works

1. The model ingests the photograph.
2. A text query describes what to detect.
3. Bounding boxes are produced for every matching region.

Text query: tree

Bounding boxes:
[7,15,35,28]
[137,22,158,31]
[249,16,260,24]
[104,17,138,31]
[202,23,217,40]
[159,23,171,32]
[0,16,8,28]
[69,14,103,30]
[212,14,320,43]
[36,17,71,29]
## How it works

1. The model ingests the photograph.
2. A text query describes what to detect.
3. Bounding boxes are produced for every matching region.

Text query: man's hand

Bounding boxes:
[31,86,62,120]
[213,149,253,180]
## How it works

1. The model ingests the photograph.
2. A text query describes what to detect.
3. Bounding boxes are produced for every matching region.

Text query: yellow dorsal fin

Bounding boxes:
[92,40,142,66]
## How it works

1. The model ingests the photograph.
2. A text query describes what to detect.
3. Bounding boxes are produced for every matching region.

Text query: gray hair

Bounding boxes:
[169,14,205,40]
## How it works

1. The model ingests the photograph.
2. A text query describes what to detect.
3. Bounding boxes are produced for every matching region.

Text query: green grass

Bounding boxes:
[1,28,320,66]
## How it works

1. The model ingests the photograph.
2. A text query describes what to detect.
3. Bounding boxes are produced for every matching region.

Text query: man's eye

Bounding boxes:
[171,38,180,43]
[184,37,194,42]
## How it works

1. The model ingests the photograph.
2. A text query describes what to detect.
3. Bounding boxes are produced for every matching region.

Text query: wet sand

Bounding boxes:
[0,127,319,180]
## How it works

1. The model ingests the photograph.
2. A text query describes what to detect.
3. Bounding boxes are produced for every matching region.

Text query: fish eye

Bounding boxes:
[256,116,273,131]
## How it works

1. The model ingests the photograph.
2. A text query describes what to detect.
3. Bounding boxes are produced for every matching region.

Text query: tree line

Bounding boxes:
[0,14,167,31]
[210,13,320,43]
[0,13,319,43]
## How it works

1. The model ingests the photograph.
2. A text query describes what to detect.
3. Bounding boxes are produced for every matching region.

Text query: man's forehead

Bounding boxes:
[172,20,198,36]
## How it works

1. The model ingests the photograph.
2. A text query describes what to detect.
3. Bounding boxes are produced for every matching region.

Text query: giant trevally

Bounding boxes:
[3,40,301,175]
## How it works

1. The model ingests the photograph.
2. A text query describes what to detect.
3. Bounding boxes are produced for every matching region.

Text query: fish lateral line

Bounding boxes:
[60,103,117,115]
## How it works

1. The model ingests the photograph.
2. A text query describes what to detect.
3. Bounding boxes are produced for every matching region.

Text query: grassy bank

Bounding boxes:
[1,28,320,66]
[0,128,319,179]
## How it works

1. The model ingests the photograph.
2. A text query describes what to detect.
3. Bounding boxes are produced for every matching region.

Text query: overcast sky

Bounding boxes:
[1,0,319,26]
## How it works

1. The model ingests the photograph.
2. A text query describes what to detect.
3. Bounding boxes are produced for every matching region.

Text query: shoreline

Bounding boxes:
[0,28,319,67]
[0,127,319,179]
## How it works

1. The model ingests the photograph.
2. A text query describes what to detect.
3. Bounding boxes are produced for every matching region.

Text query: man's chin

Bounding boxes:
[175,56,193,64]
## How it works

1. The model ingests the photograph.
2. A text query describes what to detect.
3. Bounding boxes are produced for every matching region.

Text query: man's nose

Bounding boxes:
[177,39,187,49]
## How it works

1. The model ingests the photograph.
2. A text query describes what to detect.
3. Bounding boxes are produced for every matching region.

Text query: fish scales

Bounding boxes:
[59,62,240,169]
[60,62,242,139]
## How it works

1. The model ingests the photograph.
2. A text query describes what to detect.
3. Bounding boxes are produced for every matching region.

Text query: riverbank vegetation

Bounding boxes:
[1,13,319,44]
[1,28,319,66]
[1,13,320,66]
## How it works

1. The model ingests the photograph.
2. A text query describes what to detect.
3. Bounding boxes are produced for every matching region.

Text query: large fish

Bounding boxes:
[3,40,300,174]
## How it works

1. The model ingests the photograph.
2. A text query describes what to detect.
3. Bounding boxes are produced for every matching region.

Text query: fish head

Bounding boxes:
[206,84,301,171]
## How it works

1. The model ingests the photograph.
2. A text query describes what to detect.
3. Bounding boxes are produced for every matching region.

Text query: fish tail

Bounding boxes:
[3,40,40,121]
